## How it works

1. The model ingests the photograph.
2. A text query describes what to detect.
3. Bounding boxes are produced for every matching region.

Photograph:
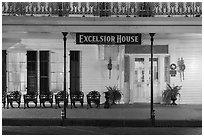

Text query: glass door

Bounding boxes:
[146,58,159,102]
[133,56,159,103]
[133,58,146,102]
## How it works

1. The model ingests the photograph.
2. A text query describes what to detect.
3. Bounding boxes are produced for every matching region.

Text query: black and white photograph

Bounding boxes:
[1,1,202,135]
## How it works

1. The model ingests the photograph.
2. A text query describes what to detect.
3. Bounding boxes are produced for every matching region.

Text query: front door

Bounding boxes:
[131,55,160,103]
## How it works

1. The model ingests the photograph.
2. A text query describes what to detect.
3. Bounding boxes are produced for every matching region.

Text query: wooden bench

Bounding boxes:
[23,92,38,108]
[87,90,101,108]
[39,92,53,108]
[55,91,69,108]
[7,91,21,109]
[70,91,84,108]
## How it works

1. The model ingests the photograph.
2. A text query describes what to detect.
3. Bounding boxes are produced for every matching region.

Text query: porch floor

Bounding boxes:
[2,103,201,121]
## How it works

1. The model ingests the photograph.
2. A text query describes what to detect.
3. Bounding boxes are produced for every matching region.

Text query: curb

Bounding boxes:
[2,118,202,127]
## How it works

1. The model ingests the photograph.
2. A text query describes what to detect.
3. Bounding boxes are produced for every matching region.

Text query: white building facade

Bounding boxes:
[2,2,202,104]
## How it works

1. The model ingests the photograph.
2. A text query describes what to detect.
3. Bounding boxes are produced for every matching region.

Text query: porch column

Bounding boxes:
[149,33,155,126]
[62,32,68,121]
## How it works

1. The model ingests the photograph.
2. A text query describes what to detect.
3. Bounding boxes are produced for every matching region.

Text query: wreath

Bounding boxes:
[170,64,177,70]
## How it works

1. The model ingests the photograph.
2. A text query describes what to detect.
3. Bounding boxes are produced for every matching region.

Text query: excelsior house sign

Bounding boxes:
[76,33,141,45]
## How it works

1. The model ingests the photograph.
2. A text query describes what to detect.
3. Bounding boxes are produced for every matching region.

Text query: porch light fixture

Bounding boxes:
[107,57,112,79]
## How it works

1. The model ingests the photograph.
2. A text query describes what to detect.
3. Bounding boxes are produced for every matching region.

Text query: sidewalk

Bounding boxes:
[2,103,202,127]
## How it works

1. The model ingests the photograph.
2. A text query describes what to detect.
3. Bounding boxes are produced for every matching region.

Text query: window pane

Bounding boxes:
[40,62,48,76]
[135,58,145,82]
[148,58,158,81]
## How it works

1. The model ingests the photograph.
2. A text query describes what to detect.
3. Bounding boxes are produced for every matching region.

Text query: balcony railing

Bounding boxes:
[2,2,202,17]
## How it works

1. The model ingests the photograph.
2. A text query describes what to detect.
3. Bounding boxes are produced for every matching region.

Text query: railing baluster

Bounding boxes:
[194,2,201,17]
[2,2,202,17]
[87,2,94,16]
[63,2,70,17]
[7,2,13,16]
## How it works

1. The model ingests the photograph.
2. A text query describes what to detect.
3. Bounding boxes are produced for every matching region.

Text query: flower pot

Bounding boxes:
[171,97,177,105]
[104,92,110,108]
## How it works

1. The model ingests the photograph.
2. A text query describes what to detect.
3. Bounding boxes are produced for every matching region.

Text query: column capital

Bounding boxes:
[62,32,68,37]
[149,33,155,38]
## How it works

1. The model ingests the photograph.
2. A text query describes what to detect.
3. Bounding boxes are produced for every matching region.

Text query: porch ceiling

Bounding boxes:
[2,16,202,35]
[2,16,202,50]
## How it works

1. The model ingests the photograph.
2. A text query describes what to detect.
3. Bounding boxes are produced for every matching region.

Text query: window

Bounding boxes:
[27,51,37,94]
[2,50,7,94]
[7,52,27,92]
[40,51,49,94]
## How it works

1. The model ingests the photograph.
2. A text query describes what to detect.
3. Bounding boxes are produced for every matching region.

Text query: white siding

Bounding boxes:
[81,46,120,103]
[11,33,202,104]
[172,39,202,104]
[142,34,202,104]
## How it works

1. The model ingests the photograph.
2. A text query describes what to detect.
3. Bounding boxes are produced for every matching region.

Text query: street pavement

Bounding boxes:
[2,126,202,135]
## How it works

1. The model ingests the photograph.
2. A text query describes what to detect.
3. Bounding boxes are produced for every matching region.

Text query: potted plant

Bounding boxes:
[162,83,182,105]
[105,86,122,105]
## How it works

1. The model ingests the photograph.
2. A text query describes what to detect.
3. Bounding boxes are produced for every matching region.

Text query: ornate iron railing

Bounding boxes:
[2,2,202,17]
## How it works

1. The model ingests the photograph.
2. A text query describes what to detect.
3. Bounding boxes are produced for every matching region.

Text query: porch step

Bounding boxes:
[3,118,201,127]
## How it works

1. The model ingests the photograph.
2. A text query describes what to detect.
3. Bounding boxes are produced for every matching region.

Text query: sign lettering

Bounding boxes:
[76,33,141,45]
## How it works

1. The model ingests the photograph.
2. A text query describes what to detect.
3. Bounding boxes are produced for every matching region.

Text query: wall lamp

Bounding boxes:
[107,57,112,79]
